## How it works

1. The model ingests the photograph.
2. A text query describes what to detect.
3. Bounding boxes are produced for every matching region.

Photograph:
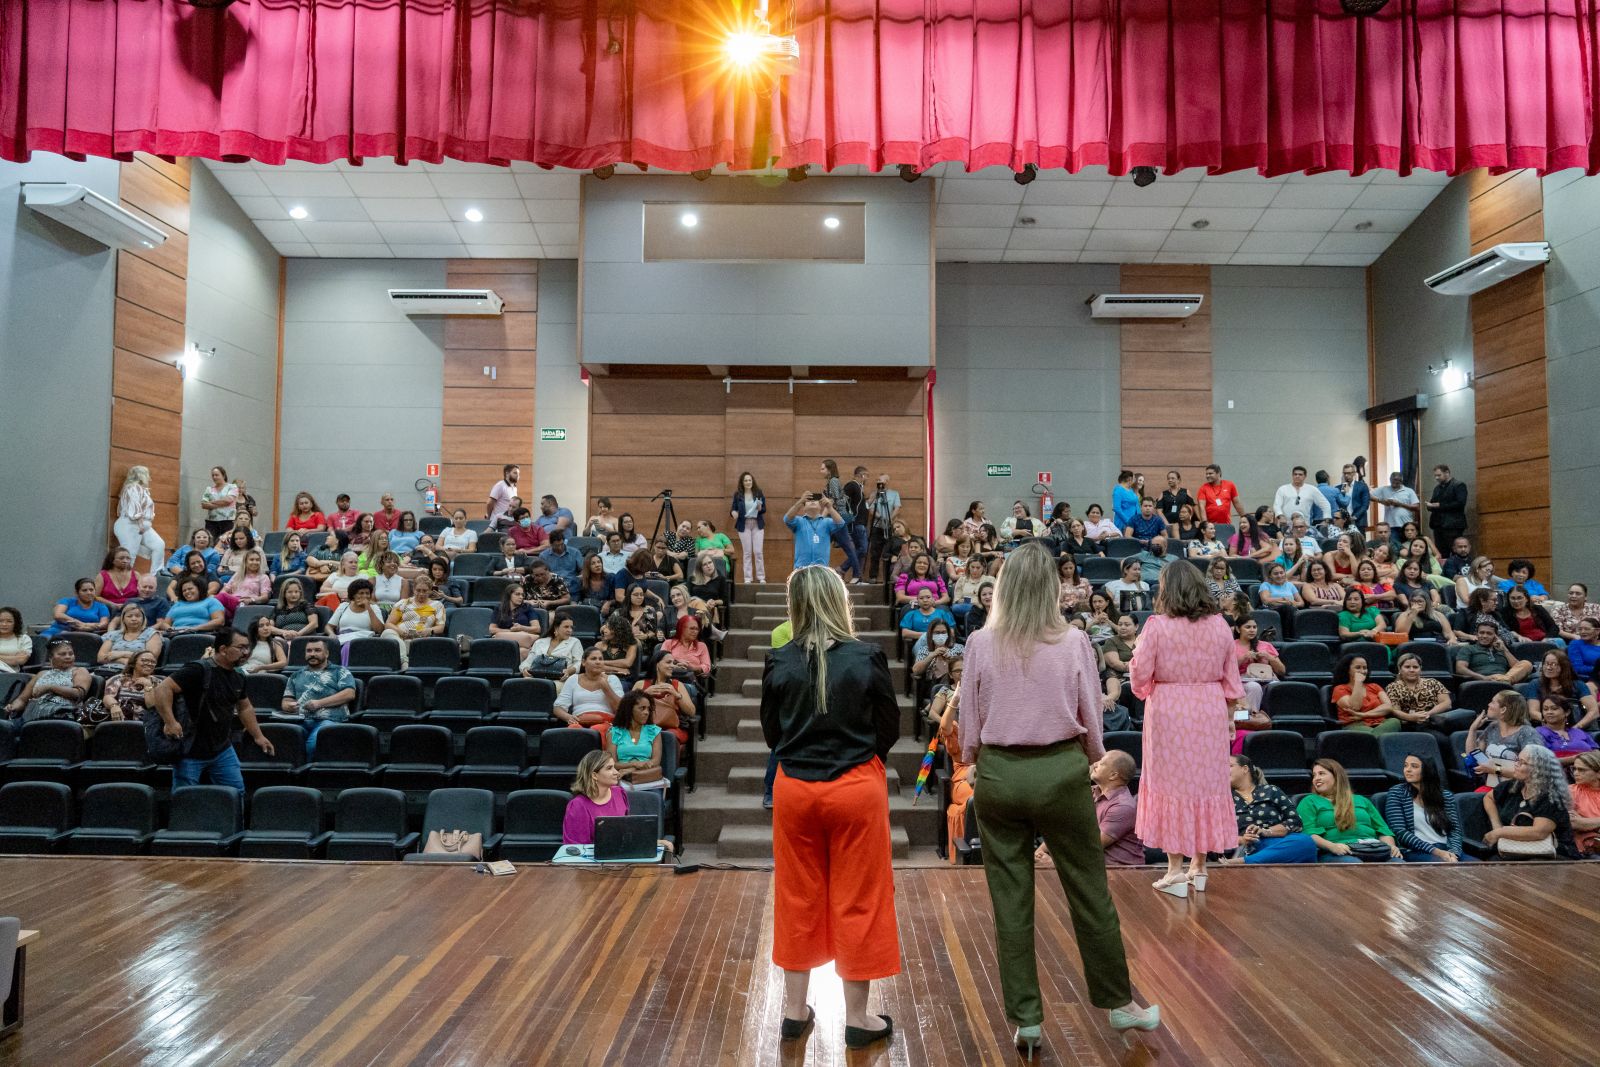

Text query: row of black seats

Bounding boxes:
[0,781,663,863]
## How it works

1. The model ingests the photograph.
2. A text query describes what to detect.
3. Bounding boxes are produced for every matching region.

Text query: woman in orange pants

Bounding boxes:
[761,564,901,1051]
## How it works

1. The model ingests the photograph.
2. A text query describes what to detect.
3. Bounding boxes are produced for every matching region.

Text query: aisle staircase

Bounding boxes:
[687,582,944,862]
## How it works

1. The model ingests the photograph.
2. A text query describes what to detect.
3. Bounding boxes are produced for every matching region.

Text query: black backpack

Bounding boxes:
[142,661,212,765]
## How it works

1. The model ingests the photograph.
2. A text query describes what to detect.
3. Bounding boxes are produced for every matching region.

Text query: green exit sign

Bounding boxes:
[539,427,567,442]
[986,464,1012,477]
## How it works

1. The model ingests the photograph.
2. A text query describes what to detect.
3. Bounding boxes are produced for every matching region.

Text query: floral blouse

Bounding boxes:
[1232,782,1302,835]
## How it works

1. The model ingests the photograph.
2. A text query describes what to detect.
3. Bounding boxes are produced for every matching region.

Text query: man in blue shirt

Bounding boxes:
[1124,497,1166,545]
[598,531,630,575]
[783,492,841,571]
[279,638,357,759]
[1315,470,1348,518]
[534,494,575,536]
[537,528,583,586]
[1111,470,1140,532]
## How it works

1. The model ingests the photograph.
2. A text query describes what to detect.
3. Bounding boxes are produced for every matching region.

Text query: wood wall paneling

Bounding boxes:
[110,156,189,560]
[440,261,538,513]
[1467,170,1547,574]
[1119,265,1213,479]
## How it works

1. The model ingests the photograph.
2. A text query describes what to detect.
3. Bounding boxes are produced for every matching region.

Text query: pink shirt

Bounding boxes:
[561,787,629,845]
[959,626,1104,764]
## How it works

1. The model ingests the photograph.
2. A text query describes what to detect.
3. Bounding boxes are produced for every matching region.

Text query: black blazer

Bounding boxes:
[760,639,899,781]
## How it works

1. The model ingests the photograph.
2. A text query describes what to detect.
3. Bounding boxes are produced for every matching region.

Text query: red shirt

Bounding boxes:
[286,512,327,531]
[1514,612,1547,641]
[507,524,549,551]
[329,509,362,533]
[372,508,402,532]
[1197,480,1239,524]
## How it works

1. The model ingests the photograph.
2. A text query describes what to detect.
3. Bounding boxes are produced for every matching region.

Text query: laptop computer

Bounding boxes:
[593,815,658,862]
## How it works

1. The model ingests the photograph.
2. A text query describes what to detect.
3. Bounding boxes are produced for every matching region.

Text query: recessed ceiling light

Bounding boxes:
[823,216,840,230]
[288,205,308,220]
[1190,218,1210,229]
[1354,220,1374,231]
[681,211,699,228]
[463,208,484,223]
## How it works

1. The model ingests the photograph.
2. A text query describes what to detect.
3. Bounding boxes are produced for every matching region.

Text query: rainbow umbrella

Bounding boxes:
[911,736,939,806]
[911,693,959,807]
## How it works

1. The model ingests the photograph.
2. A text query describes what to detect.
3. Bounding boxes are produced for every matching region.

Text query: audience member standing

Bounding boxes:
[1371,471,1419,529]
[760,565,900,1050]
[1345,461,1372,528]
[783,493,841,574]
[115,466,165,574]
[1422,464,1468,548]
[864,474,902,583]
[959,542,1159,1056]
[1131,561,1245,898]
[1197,464,1244,525]
[845,467,871,577]
[1272,466,1328,525]
[730,471,767,584]
[1111,470,1140,532]
[199,466,240,541]
[486,464,520,524]
[1156,470,1194,528]
[820,460,864,583]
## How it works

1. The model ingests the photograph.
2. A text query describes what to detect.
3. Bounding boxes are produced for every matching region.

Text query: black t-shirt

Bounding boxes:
[1491,780,1579,858]
[169,661,247,760]
[1158,489,1194,525]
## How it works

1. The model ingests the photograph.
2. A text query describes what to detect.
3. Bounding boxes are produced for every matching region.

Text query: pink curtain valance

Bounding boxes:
[2,0,1596,176]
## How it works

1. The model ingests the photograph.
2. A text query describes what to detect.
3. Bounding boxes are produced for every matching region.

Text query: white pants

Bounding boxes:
[738,524,765,583]
[114,518,166,569]
[381,629,411,668]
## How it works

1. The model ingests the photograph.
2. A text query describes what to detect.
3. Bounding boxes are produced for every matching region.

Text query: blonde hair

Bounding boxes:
[1495,690,1533,729]
[786,565,857,718]
[123,465,151,488]
[571,749,617,798]
[1314,758,1356,832]
[988,542,1067,662]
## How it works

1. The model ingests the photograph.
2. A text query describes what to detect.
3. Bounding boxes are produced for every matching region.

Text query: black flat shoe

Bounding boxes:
[780,1006,815,1041]
[844,1014,893,1049]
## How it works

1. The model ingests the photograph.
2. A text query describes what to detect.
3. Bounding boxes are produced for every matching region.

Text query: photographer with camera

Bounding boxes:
[864,473,901,584]
[784,490,843,575]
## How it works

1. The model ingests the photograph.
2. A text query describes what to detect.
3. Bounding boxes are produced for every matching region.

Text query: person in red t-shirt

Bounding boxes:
[1197,464,1244,525]
[328,494,362,535]
[371,493,402,532]
[284,491,328,533]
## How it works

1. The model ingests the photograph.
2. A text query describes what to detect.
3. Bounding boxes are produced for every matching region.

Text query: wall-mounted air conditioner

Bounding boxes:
[1086,293,1204,319]
[388,289,505,315]
[1424,242,1550,297]
[22,183,169,251]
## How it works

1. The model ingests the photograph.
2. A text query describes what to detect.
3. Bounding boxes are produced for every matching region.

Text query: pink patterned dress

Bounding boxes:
[1130,612,1243,856]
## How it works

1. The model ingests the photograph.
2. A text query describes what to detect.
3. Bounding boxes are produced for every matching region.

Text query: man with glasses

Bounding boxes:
[147,627,275,799]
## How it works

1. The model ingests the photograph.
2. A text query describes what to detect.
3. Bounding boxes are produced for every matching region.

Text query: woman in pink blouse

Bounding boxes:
[1131,562,1247,898]
[960,543,1159,1055]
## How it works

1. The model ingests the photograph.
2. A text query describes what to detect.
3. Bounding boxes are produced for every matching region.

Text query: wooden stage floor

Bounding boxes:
[0,858,1594,1067]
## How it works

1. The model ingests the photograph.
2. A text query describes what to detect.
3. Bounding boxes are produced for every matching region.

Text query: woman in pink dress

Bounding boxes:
[1131,562,1247,898]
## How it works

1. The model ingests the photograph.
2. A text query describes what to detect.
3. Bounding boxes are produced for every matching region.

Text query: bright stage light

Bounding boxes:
[823,216,840,229]
[681,212,699,228]
[725,31,765,67]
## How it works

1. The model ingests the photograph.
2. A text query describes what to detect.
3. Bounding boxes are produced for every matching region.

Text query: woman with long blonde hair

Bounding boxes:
[114,465,165,572]
[760,564,899,1051]
[960,542,1159,1056]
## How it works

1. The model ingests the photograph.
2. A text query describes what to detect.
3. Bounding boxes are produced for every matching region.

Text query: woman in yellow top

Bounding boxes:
[382,573,445,667]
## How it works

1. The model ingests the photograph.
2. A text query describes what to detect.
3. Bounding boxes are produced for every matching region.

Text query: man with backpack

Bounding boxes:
[145,627,275,798]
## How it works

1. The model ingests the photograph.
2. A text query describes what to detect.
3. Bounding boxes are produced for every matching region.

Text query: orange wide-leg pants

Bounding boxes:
[771,758,901,981]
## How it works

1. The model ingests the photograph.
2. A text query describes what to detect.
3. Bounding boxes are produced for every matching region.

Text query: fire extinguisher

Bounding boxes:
[1040,491,1054,517]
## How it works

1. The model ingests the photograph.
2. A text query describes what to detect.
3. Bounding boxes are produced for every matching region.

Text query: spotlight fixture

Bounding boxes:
[787,165,809,183]
[463,208,484,223]
[592,165,616,180]
[1354,220,1374,231]
[823,216,841,230]
[691,169,713,182]
[1131,166,1158,188]
[288,205,309,220]
[724,15,800,74]
[1014,163,1037,186]
[898,164,921,183]
[1190,219,1210,230]
[680,211,699,228]
[1427,358,1471,392]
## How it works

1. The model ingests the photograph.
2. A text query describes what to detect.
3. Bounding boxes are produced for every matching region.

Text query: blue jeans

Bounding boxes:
[305,718,334,761]
[763,749,779,801]
[173,746,246,812]
[1241,833,1319,864]
[850,524,868,565]
[831,524,863,579]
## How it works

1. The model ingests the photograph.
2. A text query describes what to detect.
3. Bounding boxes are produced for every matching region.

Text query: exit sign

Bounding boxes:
[540,427,567,442]
[985,464,1012,478]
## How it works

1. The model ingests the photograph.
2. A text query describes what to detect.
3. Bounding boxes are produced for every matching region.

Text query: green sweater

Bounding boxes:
[1296,793,1393,844]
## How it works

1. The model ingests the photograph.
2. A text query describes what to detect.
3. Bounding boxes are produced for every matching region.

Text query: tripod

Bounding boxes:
[648,489,679,547]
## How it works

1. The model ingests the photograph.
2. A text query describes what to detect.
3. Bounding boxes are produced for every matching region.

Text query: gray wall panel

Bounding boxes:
[534,260,588,512]
[280,259,445,518]
[0,154,119,615]
[1543,172,1600,584]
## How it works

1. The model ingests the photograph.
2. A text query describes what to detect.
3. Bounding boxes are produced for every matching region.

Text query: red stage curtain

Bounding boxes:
[2,0,1596,175]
